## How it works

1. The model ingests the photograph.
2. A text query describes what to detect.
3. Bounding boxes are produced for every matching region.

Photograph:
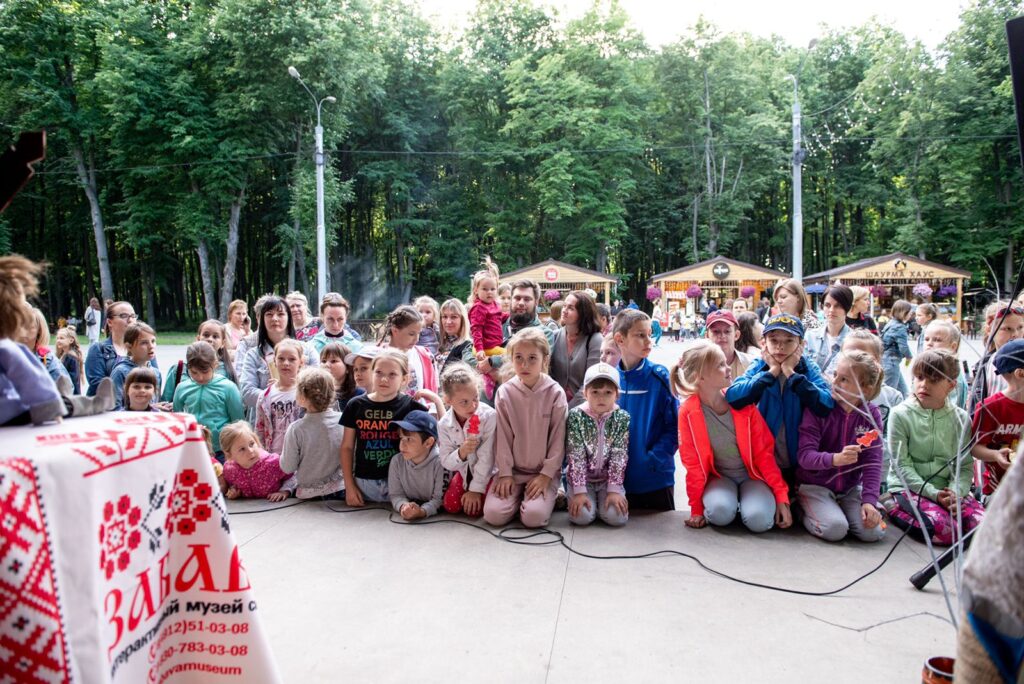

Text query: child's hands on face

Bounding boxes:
[832,444,861,467]
[861,503,882,529]
[780,342,803,377]
[775,502,793,528]
[761,347,782,376]
[267,490,289,503]
[461,491,483,517]
[685,513,706,528]
[568,492,591,517]
[400,502,426,520]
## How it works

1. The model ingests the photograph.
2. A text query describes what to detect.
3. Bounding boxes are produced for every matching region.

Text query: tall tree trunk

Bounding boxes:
[287,249,296,292]
[691,194,700,262]
[296,239,309,299]
[71,144,113,300]
[196,238,219,321]
[1005,237,1015,295]
[143,261,157,325]
[595,241,607,274]
[218,185,246,319]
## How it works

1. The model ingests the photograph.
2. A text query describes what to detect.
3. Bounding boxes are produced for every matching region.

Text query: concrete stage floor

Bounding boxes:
[155,336,975,682]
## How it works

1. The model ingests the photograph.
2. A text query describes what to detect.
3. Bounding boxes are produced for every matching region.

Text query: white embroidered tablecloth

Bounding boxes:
[0,413,281,683]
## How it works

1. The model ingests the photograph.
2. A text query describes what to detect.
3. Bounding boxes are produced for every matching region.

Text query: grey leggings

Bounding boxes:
[703,477,776,533]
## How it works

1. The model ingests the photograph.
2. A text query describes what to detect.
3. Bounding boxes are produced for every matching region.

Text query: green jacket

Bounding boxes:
[172,374,245,452]
[886,395,973,500]
[161,360,234,403]
[307,330,363,355]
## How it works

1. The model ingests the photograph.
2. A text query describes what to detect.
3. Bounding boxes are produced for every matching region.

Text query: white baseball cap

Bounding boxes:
[344,344,381,366]
[583,362,620,389]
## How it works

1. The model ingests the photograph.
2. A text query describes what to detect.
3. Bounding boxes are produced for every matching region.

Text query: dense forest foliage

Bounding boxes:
[2,0,1022,324]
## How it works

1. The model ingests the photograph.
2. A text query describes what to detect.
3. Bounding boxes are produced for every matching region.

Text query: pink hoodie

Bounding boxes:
[494,374,567,483]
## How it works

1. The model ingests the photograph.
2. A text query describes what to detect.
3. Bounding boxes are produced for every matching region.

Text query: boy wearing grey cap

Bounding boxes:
[388,410,445,519]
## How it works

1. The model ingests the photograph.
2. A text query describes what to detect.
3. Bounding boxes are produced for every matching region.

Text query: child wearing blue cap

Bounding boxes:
[726,313,833,478]
[971,337,1024,495]
[388,410,445,519]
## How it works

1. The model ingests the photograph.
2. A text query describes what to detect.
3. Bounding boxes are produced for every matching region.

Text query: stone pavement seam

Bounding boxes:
[544,526,573,684]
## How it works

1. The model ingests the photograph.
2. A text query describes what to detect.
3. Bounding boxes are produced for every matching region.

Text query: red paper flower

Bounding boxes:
[118,551,130,570]
[128,506,141,526]
[177,519,196,536]
[105,560,114,580]
[103,501,114,522]
[128,530,141,550]
[178,469,198,487]
[117,495,131,515]
[192,505,212,522]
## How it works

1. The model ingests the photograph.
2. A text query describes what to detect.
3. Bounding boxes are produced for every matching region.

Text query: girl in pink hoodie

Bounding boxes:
[483,328,568,528]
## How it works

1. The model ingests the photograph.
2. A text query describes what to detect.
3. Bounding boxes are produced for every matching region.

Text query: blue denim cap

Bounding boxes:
[389,410,438,441]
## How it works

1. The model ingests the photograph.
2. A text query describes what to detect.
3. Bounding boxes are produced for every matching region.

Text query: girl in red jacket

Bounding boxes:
[672,340,792,532]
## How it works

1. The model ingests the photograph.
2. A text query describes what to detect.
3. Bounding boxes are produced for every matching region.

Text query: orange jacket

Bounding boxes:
[677,393,789,517]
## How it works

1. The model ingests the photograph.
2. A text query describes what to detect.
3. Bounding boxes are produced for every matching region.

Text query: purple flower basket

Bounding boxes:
[740,286,756,298]
[686,284,703,299]
[646,285,662,302]
[869,285,888,298]
[936,285,957,299]
[912,283,933,300]
[544,289,561,302]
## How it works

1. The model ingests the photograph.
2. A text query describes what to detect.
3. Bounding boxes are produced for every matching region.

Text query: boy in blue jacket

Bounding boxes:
[726,314,833,479]
[613,310,679,511]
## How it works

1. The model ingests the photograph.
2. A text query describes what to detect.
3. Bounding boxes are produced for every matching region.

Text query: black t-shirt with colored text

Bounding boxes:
[341,394,428,480]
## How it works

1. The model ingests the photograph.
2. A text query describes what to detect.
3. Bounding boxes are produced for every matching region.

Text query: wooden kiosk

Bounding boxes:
[804,252,971,324]
[650,256,789,315]
[501,259,616,304]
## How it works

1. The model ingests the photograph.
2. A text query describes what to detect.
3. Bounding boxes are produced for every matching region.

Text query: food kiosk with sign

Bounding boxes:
[804,252,971,325]
[649,256,789,316]
[501,259,616,304]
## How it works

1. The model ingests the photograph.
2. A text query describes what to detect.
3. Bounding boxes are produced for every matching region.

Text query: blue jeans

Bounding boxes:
[882,357,908,397]
[355,477,389,503]
[568,482,628,527]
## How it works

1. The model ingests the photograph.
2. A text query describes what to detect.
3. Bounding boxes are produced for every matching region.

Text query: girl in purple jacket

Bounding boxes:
[796,350,886,542]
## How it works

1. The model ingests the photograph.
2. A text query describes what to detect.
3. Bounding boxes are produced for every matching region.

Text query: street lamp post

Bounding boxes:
[788,74,804,281]
[288,66,336,303]
[787,40,816,282]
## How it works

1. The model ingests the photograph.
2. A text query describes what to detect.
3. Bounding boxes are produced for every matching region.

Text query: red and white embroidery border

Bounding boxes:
[0,457,72,683]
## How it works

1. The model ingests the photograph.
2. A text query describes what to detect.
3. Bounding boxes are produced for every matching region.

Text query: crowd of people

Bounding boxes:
[2,254,1022,548]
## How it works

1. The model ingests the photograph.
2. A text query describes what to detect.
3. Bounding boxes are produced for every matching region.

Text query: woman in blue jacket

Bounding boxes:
[84,301,159,396]
[725,314,833,478]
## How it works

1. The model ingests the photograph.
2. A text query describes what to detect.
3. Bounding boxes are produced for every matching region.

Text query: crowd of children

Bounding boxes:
[3,249,1021,547]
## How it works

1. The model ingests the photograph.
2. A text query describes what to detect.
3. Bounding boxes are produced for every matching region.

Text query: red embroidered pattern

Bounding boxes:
[33,413,204,477]
[0,458,71,683]
[166,469,215,538]
[98,495,143,580]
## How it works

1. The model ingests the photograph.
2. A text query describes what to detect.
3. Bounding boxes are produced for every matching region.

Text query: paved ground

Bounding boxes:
[136,335,981,682]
